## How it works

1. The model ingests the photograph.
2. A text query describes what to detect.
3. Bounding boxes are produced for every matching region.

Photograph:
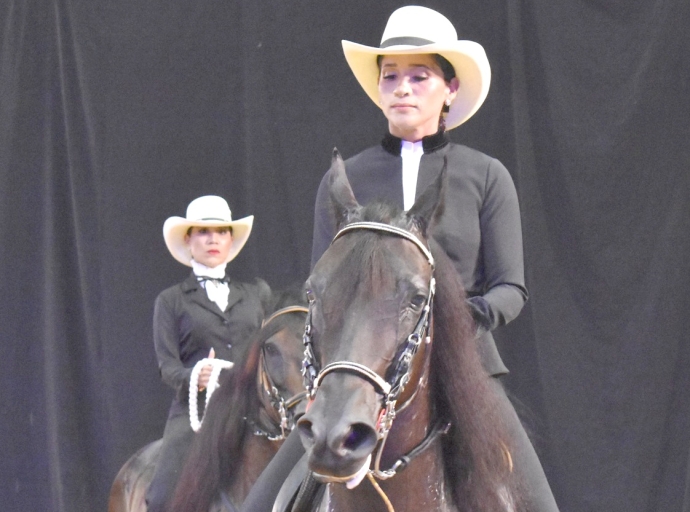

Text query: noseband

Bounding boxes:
[302,222,441,479]
[254,306,309,441]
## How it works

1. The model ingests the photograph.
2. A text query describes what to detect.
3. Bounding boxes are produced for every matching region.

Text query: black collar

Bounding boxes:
[381,130,449,156]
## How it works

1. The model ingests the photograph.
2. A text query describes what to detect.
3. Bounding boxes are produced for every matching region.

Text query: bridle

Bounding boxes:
[253,306,309,442]
[302,221,446,480]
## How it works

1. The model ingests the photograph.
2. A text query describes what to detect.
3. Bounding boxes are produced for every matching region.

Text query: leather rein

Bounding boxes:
[301,222,448,480]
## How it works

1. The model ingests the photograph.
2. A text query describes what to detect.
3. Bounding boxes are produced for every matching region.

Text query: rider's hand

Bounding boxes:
[197,348,215,391]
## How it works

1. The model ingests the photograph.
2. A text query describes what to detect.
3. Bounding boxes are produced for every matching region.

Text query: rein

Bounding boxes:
[253,306,309,441]
[302,221,441,480]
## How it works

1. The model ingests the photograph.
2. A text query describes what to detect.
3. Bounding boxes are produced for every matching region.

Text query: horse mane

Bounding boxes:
[168,287,306,512]
[428,240,524,511]
[346,201,523,510]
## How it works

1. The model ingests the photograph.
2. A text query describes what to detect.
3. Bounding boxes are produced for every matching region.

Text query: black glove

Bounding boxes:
[465,296,493,336]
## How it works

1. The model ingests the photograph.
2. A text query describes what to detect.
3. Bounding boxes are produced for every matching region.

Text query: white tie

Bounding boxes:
[191,260,230,312]
[401,140,424,211]
[203,280,229,312]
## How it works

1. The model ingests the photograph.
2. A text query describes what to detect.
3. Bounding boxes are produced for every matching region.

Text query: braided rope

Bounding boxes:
[189,358,234,432]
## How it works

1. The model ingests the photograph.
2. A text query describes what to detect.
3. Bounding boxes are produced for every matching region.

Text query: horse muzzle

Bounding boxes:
[297,374,381,479]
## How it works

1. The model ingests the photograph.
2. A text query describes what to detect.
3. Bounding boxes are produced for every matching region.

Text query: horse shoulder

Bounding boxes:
[107,439,163,512]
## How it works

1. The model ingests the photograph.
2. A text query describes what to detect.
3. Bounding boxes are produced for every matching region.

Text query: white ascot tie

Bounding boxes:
[191,260,229,312]
[401,140,424,211]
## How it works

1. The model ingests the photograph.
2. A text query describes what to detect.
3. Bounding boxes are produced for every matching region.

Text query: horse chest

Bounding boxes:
[322,449,455,512]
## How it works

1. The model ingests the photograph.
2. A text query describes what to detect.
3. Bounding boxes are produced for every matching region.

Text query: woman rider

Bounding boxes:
[244,6,559,511]
[147,195,270,512]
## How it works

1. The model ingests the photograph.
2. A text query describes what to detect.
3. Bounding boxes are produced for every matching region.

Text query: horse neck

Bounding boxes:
[328,446,454,512]
[222,371,287,505]
[226,433,283,504]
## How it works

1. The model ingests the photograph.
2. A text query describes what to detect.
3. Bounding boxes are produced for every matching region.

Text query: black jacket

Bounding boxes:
[311,132,528,376]
[153,272,271,414]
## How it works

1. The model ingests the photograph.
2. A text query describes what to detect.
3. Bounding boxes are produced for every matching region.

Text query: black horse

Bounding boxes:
[291,150,522,511]
[108,289,308,512]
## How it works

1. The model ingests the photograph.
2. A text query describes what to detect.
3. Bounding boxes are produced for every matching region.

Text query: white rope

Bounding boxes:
[189,357,234,432]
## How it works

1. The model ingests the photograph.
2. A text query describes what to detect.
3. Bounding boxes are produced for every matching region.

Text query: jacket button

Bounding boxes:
[226,344,232,349]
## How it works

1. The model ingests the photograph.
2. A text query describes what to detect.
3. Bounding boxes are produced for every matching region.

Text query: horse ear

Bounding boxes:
[327,148,360,227]
[407,157,446,235]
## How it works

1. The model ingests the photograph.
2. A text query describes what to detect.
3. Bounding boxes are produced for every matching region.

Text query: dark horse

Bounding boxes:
[108,290,308,512]
[294,151,522,511]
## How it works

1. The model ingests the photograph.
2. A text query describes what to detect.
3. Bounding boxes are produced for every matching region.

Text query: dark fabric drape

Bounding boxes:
[502,2,690,510]
[1,0,688,510]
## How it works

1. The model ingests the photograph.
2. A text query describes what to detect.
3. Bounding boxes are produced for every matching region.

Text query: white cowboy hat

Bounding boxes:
[342,5,491,130]
[163,195,253,266]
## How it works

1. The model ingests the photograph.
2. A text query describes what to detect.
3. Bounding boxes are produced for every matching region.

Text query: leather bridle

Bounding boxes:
[302,222,444,479]
[253,306,309,442]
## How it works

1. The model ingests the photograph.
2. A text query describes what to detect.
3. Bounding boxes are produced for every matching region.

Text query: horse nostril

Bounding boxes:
[297,419,315,444]
[343,423,375,451]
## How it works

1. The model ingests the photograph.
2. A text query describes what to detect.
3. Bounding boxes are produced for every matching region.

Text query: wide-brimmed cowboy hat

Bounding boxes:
[342,5,491,130]
[163,195,253,266]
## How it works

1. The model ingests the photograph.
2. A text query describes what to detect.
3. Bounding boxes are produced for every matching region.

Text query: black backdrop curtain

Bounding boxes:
[1,1,688,510]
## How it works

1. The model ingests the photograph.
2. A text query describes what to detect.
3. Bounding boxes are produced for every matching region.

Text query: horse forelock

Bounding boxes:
[323,232,395,300]
[356,200,425,234]
[331,200,427,288]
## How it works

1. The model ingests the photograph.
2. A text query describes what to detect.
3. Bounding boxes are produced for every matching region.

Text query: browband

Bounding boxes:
[332,222,434,268]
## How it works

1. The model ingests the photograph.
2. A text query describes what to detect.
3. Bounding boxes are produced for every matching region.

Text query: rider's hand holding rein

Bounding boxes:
[197,348,216,391]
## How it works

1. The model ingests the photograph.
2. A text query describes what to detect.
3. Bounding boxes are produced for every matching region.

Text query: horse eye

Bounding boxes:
[411,294,426,309]
[264,343,278,356]
[305,289,315,303]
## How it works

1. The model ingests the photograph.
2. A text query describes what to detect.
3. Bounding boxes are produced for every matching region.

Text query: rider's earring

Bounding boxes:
[440,99,451,131]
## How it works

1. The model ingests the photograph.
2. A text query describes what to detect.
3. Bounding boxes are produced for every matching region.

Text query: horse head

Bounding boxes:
[298,149,445,483]
[254,305,310,440]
